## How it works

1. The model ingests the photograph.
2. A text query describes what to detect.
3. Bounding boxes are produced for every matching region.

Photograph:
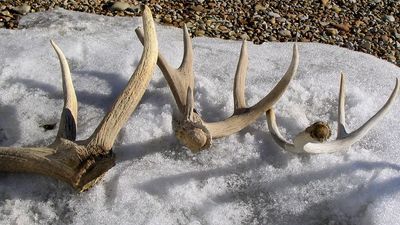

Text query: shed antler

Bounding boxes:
[136,26,299,151]
[0,6,158,191]
[266,74,399,154]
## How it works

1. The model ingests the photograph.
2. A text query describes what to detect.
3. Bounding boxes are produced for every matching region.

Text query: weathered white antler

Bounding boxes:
[136,26,299,151]
[0,6,158,191]
[266,74,399,154]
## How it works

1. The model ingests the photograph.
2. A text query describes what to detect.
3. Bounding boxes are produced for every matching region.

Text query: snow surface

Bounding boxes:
[0,8,399,225]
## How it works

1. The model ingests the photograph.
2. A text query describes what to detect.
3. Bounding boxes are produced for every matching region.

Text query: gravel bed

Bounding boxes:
[1,0,399,66]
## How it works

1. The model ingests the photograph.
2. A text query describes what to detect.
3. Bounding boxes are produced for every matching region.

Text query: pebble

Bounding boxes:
[333,23,350,32]
[384,15,395,22]
[279,30,291,37]
[321,0,329,5]
[195,29,205,36]
[13,4,31,15]
[326,28,338,35]
[268,11,281,18]
[110,2,130,11]
[255,4,266,12]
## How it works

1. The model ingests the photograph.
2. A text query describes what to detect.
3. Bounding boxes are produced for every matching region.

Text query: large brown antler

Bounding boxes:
[0,6,158,191]
[136,26,299,151]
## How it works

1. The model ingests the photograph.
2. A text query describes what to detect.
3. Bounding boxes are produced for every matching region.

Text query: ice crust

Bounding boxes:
[0,9,399,225]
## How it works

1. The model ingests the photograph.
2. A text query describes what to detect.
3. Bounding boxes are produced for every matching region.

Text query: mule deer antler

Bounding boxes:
[136,26,299,151]
[0,6,158,191]
[266,74,399,154]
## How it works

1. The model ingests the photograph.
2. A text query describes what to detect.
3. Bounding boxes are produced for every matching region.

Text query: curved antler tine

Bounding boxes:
[50,40,78,141]
[87,5,158,152]
[252,44,299,111]
[179,24,194,71]
[135,27,174,78]
[234,40,248,112]
[205,44,299,138]
[136,24,194,114]
[185,87,194,121]
[337,73,348,139]
[304,78,399,154]
[266,109,296,152]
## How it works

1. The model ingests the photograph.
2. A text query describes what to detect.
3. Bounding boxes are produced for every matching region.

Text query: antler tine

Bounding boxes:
[206,43,299,138]
[87,5,158,152]
[266,109,297,152]
[233,40,248,113]
[337,73,348,139]
[135,25,195,113]
[185,87,195,121]
[50,40,78,141]
[179,24,194,72]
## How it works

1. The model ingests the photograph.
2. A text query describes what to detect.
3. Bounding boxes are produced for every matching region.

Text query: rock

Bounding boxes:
[269,17,276,25]
[381,35,389,42]
[387,54,396,62]
[333,23,350,32]
[218,25,228,32]
[255,4,266,12]
[268,11,281,18]
[326,28,338,35]
[384,15,395,22]
[154,4,162,11]
[110,2,130,11]
[191,5,204,12]
[354,20,365,27]
[195,29,205,36]
[332,5,342,13]
[360,41,371,50]
[1,10,11,17]
[13,4,31,15]
[321,0,329,5]
[163,16,172,24]
[279,29,291,37]
[320,21,330,26]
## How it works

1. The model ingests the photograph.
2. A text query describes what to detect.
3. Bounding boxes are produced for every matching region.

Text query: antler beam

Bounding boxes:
[136,27,299,151]
[266,74,399,154]
[0,5,158,191]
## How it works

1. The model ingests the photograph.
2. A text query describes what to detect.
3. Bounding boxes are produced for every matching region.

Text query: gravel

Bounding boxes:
[0,0,399,66]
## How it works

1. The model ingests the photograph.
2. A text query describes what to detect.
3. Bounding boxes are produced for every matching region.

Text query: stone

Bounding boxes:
[163,16,172,24]
[381,35,389,42]
[268,11,281,18]
[255,4,266,12]
[384,15,395,22]
[14,4,31,15]
[1,10,11,16]
[279,29,291,37]
[191,5,204,12]
[355,20,365,27]
[321,0,329,5]
[195,29,205,36]
[326,28,338,35]
[333,23,350,32]
[332,5,342,13]
[110,2,130,11]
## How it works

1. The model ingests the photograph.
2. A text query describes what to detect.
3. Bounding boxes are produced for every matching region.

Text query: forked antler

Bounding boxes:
[136,26,299,151]
[0,6,158,191]
[266,74,399,154]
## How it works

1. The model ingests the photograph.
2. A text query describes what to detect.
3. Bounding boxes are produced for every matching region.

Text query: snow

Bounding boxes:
[0,8,399,225]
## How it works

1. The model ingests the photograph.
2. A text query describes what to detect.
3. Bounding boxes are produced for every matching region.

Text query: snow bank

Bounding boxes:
[0,8,399,225]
